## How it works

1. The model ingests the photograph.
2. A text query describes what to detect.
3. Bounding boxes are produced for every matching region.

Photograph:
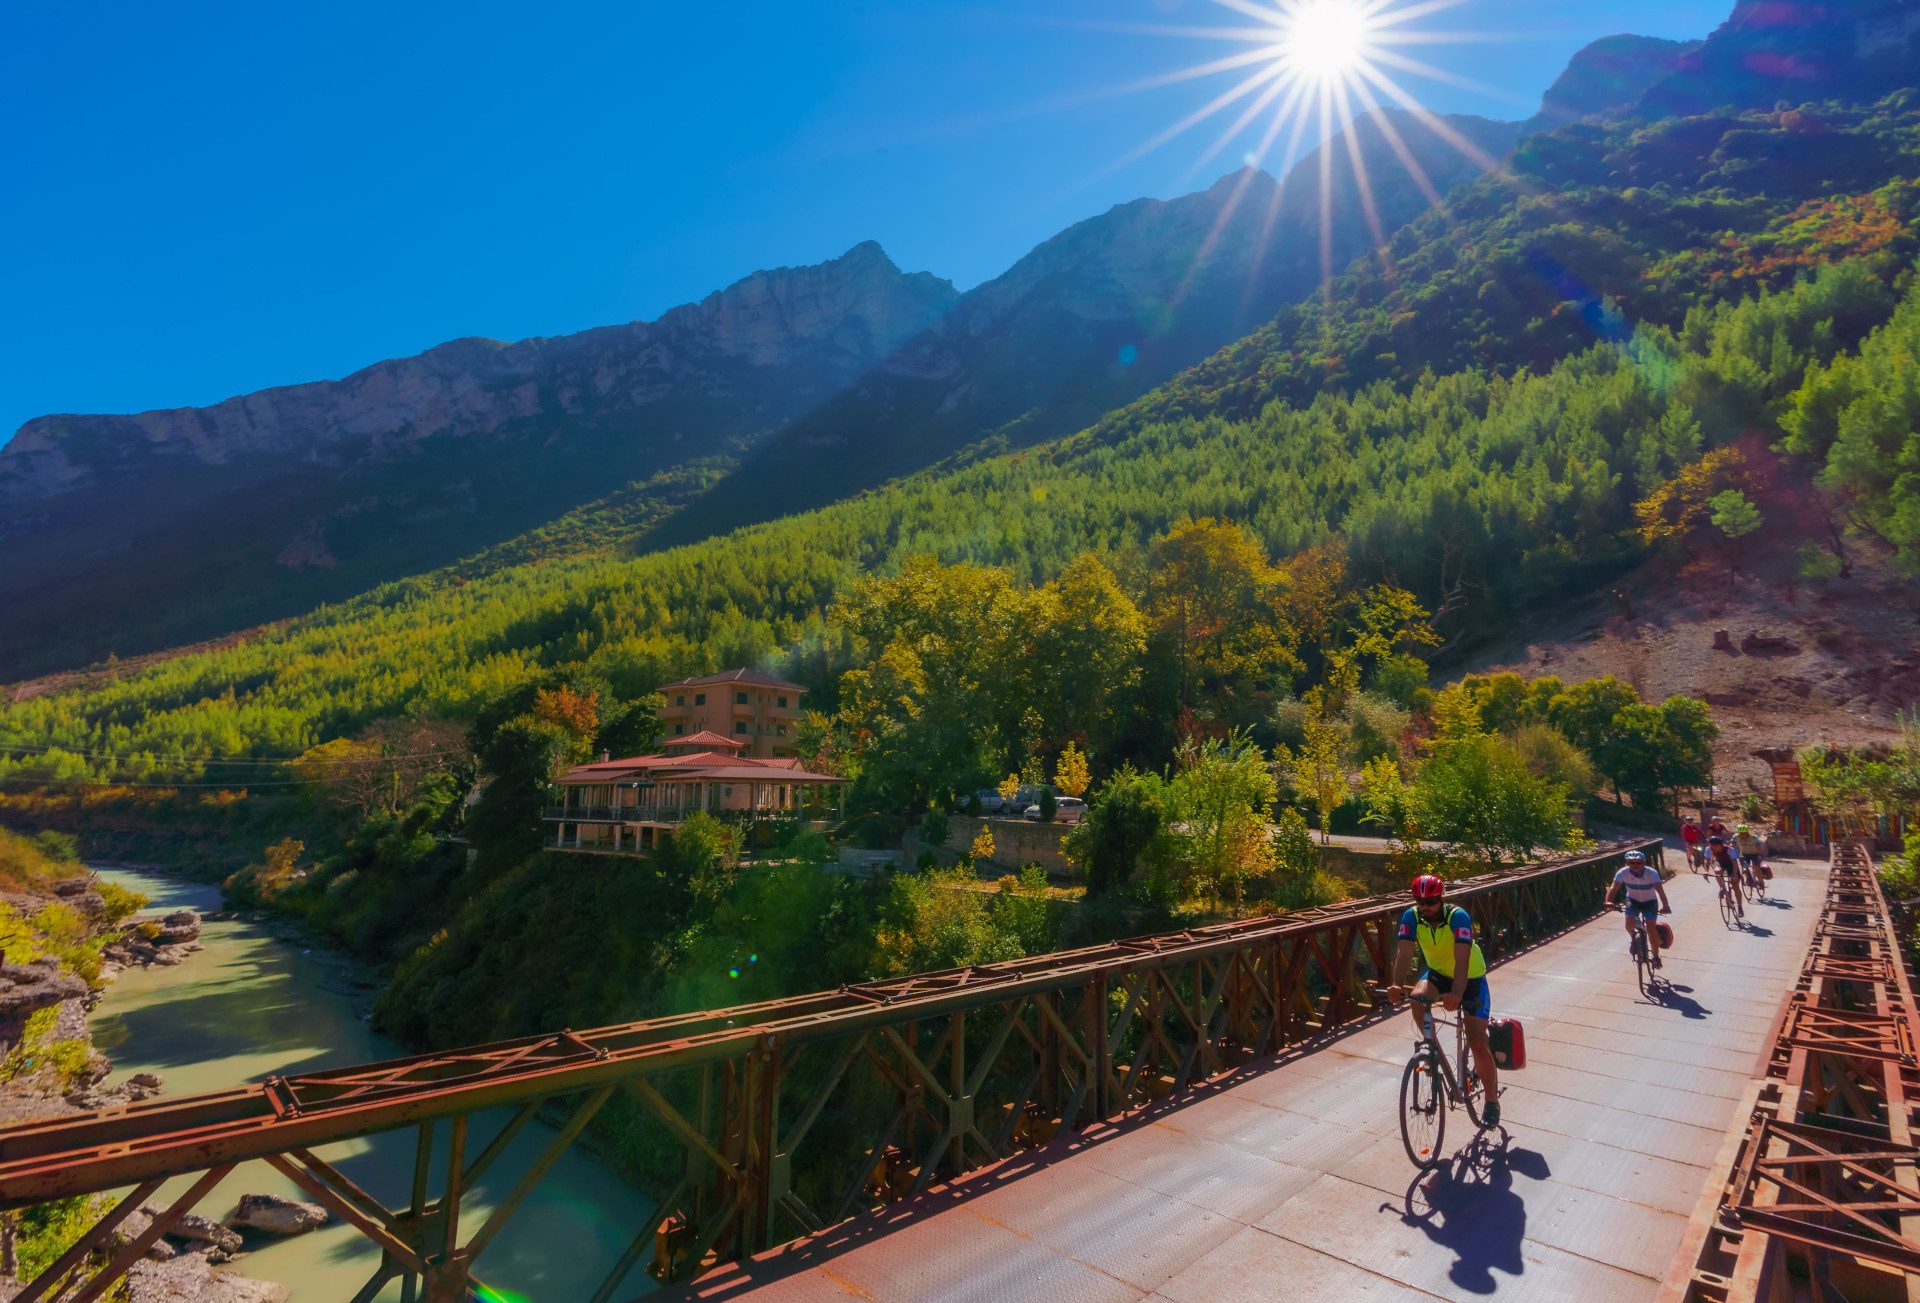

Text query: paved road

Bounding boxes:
[674,860,1823,1303]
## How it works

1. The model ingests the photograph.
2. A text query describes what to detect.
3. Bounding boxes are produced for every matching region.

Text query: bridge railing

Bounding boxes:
[0,838,1656,1301]
[1663,840,1920,1302]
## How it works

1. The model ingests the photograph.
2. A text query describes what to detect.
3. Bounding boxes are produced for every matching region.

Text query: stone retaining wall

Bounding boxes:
[941,816,1074,876]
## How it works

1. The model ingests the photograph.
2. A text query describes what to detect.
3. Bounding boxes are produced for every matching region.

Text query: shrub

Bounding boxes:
[918,808,951,847]
[1064,767,1168,895]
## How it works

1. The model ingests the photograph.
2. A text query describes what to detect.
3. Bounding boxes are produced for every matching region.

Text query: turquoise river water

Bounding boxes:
[88,866,657,1301]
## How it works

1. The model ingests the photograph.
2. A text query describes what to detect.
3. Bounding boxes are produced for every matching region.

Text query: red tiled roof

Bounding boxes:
[667,730,743,749]
[559,750,842,784]
[657,667,807,694]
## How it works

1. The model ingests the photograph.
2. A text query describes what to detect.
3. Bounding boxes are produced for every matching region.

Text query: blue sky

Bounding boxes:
[1,0,1734,441]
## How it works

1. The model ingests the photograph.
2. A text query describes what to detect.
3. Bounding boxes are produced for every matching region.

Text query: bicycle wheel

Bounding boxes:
[1399,1051,1447,1169]
[1718,884,1734,929]
[1633,931,1649,995]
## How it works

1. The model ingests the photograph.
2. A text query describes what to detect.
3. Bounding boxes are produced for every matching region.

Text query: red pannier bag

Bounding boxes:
[1655,921,1674,950]
[1489,1018,1526,1071]
[1760,863,1774,880]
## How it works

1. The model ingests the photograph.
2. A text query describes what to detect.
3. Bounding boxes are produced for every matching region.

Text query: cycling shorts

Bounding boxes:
[1419,971,1491,1021]
[1624,898,1660,923]
[1739,853,1761,868]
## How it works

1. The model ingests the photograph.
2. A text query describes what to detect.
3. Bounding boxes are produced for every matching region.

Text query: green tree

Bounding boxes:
[1414,734,1577,868]
[1547,676,1643,800]
[1064,768,1169,895]
[469,718,571,873]
[1167,733,1278,906]
[663,812,744,905]
[1709,490,1762,541]
[1507,723,1597,807]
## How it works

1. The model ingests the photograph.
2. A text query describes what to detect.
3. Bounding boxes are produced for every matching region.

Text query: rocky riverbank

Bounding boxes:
[0,881,200,1125]
[0,869,315,1303]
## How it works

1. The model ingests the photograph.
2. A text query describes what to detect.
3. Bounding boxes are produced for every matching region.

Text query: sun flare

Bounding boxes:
[1281,0,1374,83]
[1081,0,1524,291]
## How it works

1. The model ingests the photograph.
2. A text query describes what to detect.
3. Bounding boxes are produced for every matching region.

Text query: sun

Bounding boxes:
[1281,0,1375,83]
[1074,0,1525,289]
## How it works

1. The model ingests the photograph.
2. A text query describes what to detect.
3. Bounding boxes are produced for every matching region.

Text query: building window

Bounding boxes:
[773,749,788,758]
[735,691,749,705]
[734,722,749,734]
[694,692,706,706]
[776,724,787,736]
[723,786,734,798]
[675,695,685,707]
[778,696,788,708]
[674,723,685,735]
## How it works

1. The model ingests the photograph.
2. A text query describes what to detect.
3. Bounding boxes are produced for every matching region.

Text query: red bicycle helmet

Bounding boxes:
[1411,874,1445,901]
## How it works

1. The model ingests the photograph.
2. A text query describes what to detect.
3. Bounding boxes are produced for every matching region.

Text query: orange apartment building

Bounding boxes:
[656,668,806,759]
[544,669,843,854]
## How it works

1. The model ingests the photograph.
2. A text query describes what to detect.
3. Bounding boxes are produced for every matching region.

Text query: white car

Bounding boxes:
[1024,797,1087,825]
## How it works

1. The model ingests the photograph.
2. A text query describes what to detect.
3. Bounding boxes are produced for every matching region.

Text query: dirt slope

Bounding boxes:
[1461,542,1920,801]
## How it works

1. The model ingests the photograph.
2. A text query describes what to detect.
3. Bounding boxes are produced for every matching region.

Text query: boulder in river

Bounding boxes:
[158,1210,243,1255]
[230,1193,330,1236]
[152,911,203,945]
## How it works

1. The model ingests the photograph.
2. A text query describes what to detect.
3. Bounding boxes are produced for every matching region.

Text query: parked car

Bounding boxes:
[1024,797,1087,825]
[973,788,1009,814]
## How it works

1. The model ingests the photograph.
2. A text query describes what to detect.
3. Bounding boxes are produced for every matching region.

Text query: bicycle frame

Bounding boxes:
[1406,993,1480,1113]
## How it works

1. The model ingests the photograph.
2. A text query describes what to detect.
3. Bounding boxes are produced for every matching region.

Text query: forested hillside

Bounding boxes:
[2,94,1916,787]
[0,111,1512,681]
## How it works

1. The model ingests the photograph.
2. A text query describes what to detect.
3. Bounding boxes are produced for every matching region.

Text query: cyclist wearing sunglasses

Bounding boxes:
[1605,849,1672,967]
[1387,873,1500,1128]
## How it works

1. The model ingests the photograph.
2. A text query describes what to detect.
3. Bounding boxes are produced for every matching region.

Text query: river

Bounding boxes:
[89,867,658,1302]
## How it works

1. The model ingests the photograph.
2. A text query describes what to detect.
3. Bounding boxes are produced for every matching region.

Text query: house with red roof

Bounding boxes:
[544,671,843,854]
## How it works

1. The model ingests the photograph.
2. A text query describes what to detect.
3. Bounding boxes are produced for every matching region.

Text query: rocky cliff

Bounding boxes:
[1640,0,1920,114]
[0,242,956,505]
[1528,34,1704,128]
[0,245,956,677]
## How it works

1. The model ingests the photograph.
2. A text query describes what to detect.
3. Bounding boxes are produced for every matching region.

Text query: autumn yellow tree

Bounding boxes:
[1276,704,1351,845]
[290,738,387,817]
[1054,743,1090,798]
[533,685,600,740]
[1634,448,1761,554]
[969,825,997,866]
[1145,519,1303,729]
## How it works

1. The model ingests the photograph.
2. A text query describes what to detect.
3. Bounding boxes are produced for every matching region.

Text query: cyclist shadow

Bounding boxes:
[1385,1132,1551,1295]
[1739,922,1775,937]
[1645,981,1710,1019]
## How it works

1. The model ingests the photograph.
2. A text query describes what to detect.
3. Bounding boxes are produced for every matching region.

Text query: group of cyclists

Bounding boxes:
[1680,814,1771,907]
[1384,810,1770,1142]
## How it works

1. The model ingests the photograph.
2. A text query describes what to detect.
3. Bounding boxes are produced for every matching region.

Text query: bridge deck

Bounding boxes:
[676,859,1825,1303]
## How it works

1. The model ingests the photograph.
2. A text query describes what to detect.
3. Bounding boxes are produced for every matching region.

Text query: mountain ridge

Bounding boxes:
[0,240,956,502]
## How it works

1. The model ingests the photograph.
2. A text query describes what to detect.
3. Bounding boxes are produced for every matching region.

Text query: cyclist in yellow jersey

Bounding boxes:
[1388,874,1500,1127]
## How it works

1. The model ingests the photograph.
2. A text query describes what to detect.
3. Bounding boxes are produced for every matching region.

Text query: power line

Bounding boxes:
[0,739,466,766]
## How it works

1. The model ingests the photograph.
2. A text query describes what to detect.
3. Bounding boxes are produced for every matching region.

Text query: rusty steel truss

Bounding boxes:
[1665,840,1920,1303]
[0,840,1652,1301]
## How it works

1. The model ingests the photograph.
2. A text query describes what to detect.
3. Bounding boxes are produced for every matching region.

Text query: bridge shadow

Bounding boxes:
[1382,1133,1551,1295]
